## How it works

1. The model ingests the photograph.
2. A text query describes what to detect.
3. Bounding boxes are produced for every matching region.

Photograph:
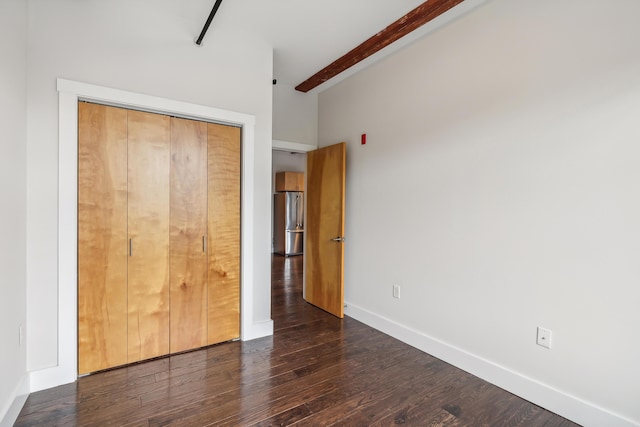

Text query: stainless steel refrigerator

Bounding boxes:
[274,192,304,256]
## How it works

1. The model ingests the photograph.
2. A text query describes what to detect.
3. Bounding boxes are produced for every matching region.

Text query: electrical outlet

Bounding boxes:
[537,327,552,349]
[393,284,400,299]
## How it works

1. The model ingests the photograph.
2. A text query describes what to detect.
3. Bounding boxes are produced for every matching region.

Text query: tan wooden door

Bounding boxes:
[169,118,208,353]
[78,104,241,373]
[305,142,346,318]
[207,123,241,344]
[78,102,128,374]
[127,110,171,363]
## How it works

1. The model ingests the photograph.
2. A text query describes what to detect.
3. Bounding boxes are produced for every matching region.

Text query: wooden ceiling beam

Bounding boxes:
[295,0,465,93]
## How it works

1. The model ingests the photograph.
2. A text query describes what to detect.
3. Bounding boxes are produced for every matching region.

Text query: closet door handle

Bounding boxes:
[203,236,206,253]
[129,239,133,257]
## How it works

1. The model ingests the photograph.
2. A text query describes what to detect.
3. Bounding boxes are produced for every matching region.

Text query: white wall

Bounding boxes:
[0,0,29,424]
[319,1,640,426]
[26,0,273,378]
[273,82,318,146]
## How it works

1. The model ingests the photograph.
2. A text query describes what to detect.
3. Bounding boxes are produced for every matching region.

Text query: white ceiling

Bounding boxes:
[206,0,440,88]
[264,0,430,87]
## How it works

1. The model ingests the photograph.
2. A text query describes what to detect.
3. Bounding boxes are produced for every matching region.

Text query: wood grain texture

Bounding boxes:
[207,122,241,344]
[17,255,580,427]
[127,110,171,363]
[295,0,465,92]
[77,102,129,374]
[305,142,346,318]
[169,117,209,353]
[275,171,304,192]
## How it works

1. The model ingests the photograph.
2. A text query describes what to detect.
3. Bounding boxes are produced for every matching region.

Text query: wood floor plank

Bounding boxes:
[215,381,338,427]
[147,347,373,426]
[15,255,580,427]
[296,354,452,425]
[152,331,424,426]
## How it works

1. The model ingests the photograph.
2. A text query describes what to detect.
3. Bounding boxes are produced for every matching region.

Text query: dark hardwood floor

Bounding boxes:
[16,255,579,426]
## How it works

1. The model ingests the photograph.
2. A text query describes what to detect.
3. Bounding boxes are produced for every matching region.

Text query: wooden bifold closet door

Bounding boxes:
[127,110,171,363]
[78,102,240,374]
[78,103,128,374]
[169,117,208,354]
[207,124,241,345]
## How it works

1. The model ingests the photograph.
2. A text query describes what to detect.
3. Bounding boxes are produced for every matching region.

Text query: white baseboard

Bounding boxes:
[244,319,274,341]
[28,318,275,395]
[344,301,638,427]
[0,374,29,427]
[29,364,76,393]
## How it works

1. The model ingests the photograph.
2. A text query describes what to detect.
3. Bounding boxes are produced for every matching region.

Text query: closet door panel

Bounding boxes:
[207,123,241,345]
[127,110,171,363]
[78,103,128,374]
[170,117,208,353]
